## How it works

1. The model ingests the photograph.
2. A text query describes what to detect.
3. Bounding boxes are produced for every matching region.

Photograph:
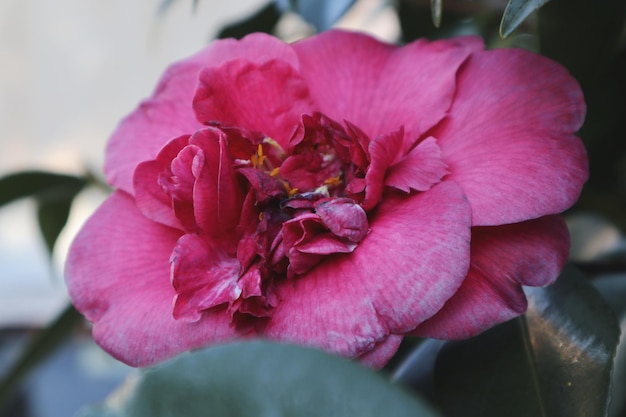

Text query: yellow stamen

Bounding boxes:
[269,167,281,177]
[262,137,286,158]
[324,175,342,186]
[283,182,299,197]
[256,144,266,166]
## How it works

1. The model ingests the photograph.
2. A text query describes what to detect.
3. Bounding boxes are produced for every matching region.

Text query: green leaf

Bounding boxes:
[500,0,551,38]
[0,171,86,208]
[430,0,442,27]
[0,304,83,409]
[393,264,620,417]
[81,341,440,417]
[36,196,75,255]
[592,274,626,417]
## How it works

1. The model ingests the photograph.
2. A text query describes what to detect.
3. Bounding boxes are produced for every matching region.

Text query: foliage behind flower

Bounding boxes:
[65,30,588,368]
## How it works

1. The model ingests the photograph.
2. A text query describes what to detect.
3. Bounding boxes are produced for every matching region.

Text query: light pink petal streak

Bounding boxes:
[292,31,482,143]
[65,191,239,366]
[263,181,472,363]
[435,48,588,225]
[105,33,300,194]
[413,215,570,339]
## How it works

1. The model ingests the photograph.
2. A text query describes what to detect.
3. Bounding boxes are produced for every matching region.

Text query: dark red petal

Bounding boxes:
[171,233,241,322]
[188,128,245,238]
[193,59,316,148]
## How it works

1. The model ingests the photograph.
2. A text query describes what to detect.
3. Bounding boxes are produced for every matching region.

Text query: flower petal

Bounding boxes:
[133,135,190,230]
[262,180,471,362]
[435,48,588,225]
[189,128,245,238]
[171,233,241,322]
[385,137,448,193]
[105,33,300,194]
[413,215,570,339]
[358,334,404,369]
[65,191,239,366]
[292,30,481,143]
[193,59,316,148]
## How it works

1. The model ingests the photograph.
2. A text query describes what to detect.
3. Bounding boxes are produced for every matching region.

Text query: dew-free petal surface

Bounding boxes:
[65,191,239,366]
[105,33,300,194]
[413,215,569,339]
[292,31,482,143]
[263,181,471,363]
[435,48,588,226]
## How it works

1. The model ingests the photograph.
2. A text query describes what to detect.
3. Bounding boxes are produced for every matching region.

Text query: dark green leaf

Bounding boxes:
[274,0,356,31]
[0,171,86,208]
[0,304,83,409]
[217,3,281,40]
[36,196,75,255]
[523,264,619,417]
[394,265,620,417]
[593,274,626,417]
[82,341,440,417]
[430,0,442,27]
[500,0,551,38]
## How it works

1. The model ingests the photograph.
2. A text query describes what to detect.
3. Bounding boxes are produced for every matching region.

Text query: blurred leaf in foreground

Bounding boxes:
[78,341,440,417]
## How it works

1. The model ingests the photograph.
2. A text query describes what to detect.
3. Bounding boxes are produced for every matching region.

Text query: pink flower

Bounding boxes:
[65,30,588,368]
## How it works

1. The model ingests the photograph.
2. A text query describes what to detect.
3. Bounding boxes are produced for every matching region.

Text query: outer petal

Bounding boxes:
[413,215,570,339]
[263,181,472,362]
[435,48,588,225]
[292,30,482,144]
[358,335,404,369]
[105,33,300,194]
[65,191,239,366]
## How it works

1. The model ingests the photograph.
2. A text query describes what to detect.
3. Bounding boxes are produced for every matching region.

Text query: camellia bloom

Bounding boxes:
[66,30,588,368]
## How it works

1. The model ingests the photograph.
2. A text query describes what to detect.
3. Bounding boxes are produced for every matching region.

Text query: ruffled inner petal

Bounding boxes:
[193,59,316,148]
[105,33,300,194]
[171,233,241,322]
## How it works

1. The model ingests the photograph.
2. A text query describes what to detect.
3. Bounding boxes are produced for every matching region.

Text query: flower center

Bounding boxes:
[163,111,447,323]
[235,113,370,284]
